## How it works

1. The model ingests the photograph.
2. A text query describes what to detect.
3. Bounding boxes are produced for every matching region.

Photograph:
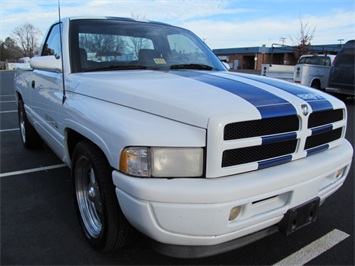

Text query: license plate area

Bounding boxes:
[279,197,320,236]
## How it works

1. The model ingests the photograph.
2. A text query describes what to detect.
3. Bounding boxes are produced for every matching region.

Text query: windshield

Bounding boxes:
[69,18,225,73]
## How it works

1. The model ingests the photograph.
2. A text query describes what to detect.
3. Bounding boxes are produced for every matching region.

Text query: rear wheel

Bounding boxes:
[17,99,43,149]
[72,141,135,251]
[311,80,321,90]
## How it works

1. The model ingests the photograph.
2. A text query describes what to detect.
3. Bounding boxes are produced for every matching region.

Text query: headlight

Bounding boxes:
[120,147,204,178]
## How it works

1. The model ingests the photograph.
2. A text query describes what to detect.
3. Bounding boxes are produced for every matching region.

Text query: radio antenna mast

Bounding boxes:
[58,0,66,104]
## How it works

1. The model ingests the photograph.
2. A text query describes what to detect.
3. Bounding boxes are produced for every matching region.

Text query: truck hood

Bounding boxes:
[70,70,337,128]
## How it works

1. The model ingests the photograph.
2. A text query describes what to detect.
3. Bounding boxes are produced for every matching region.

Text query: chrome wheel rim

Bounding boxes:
[75,156,103,238]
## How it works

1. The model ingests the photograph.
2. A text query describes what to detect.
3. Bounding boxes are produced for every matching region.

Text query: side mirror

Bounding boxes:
[30,55,62,72]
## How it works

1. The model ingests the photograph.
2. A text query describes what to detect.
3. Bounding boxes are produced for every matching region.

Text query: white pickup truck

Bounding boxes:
[14,17,353,258]
[293,54,336,89]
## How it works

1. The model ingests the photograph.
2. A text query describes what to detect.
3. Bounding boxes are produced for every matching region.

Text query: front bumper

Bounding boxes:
[146,225,279,258]
[112,140,353,249]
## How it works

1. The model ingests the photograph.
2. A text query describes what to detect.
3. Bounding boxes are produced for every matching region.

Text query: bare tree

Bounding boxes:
[128,13,152,59]
[12,23,42,57]
[79,33,126,59]
[290,19,316,59]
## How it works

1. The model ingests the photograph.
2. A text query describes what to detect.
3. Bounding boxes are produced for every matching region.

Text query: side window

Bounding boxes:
[168,34,200,55]
[335,50,355,68]
[42,24,61,57]
[167,34,208,64]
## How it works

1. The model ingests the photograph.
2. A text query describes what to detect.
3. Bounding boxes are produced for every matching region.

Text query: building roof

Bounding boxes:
[213,44,343,55]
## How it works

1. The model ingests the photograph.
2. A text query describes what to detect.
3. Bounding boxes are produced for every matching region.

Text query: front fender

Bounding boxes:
[63,94,206,170]
[14,69,33,106]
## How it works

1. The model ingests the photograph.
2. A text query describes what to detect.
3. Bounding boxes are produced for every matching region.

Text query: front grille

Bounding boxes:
[222,139,298,167]
[305,128,343,150]
[308,109,343,128]
[224,115,299,140]
[220,109,345,170]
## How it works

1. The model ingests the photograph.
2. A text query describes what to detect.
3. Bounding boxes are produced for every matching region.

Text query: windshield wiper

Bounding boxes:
[84,64,147,72]
[170,64,213,70]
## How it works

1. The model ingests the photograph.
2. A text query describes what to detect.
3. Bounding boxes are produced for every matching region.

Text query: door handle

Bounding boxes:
[31,80,35,89]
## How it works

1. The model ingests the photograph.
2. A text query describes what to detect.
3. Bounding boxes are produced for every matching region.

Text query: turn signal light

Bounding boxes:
[229,206,241,221]
[335,167,345,179]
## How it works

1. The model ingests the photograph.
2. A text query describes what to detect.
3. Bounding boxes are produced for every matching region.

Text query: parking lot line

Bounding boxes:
[0,164,67,178]
[0,110,17,114]
[273,229,350,266]
[0,128,19,132]
[0,100,16,103]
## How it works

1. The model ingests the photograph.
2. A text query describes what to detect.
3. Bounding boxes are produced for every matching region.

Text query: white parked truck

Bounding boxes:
[293,54,336,89]
[14,17,353,258]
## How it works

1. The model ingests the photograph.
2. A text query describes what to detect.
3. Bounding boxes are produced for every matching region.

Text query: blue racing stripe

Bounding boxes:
[307,144,329,156]
[262,132,297,145]
[172,71,297,118]
[311,125,333,135]
[258,155,292,169]
[236,74,334,112]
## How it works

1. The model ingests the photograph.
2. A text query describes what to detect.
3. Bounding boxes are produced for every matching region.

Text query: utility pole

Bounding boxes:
[280,37,286,46]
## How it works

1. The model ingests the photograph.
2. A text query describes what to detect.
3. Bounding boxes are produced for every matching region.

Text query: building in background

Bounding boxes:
[213,44,342,71]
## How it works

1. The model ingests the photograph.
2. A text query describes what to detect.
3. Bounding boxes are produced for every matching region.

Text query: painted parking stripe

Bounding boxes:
[273,229,349,266]
[0,95,16,99]
[0,164,67,178]
[0,128,20,132]
[0,110,17,114]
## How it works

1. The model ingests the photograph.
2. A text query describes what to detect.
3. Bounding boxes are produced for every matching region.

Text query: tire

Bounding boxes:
[72,141,135,251]
[311,80,321,90]
[18,99,43,149]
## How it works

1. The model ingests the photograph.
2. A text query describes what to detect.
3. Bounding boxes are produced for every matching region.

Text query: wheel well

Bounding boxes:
[66,130,111,169]
[15,92,22,102]
[66,129,87,161]
[311,79,321,89]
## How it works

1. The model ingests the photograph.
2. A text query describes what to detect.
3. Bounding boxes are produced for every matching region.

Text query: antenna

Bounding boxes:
[58,0,66,104]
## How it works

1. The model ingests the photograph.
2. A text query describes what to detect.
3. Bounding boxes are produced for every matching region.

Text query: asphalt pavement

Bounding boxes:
[1,70,354,265]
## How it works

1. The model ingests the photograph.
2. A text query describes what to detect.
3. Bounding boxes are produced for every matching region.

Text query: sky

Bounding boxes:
[1,0,354,49]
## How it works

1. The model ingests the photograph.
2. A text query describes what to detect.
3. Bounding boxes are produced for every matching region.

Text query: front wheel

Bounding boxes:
[72,141,135,251]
